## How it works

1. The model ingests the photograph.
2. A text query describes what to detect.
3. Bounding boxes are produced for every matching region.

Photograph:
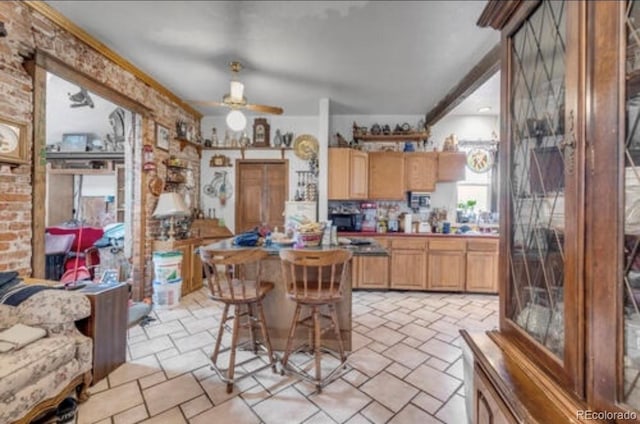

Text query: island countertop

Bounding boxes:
[200,237,389,257]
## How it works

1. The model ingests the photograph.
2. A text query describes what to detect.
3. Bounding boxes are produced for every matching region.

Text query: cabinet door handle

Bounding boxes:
[561,109,577,176]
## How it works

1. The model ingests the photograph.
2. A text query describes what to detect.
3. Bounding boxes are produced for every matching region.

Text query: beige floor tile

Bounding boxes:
[384,321,401,330]
[305,411,338,424]
[153,308,193,323]
[369,300,399,313]
[192,364,216,381]
[344,413,372,424]
[108,354,161,387]
[404,365,461,402]
[348,347,392,377]
[434,332,456,343]
[200,373,258,405]
[139,371,167,389]
[180,394,213,418]
[181,316,218,334]
[139,407,186,424]
[309,379,372,423]
[113,404,148,424]
[383,343,429,369]
[397,323,436,342]
[143,373,204,416]
[94,419,111,424]
[428,320,461,337]
[360,371,418,413]
[410,308,443,323]
[351,331,373,351]
[367,341,388,353]
[386,362,411,379]
[129,335,174,359]
[392,299,424,311]
[366,326,405,346]
[361,401,394,424]
[155,347,180,360]
[426,357,449,371]
[402,337,422,348]
[252,367,298,394]
[352,304,373,316]
[388,404,441,424]
[159,349,211,379]
[436,393,467,423]
[88,377,109,394]
[445,297,471,307]
[77,381,143,424]
[253,386,319,424]
[173,331,216,353]
[144,320,185,339]
[354,313,387,329]
[418,338,461,363]
[383,310,414,326]
[446,357,464,380]
[127,334,149,345]
[411,392,442,414]
[169,330,190,340]
[342,369,370,387]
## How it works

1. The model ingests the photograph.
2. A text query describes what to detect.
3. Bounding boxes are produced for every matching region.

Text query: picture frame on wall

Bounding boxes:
[156,123,170,151]
[0,117,27,166]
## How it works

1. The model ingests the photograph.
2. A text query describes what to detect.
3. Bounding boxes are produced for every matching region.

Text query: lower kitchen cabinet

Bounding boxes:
[466,240,499,293]
[428,239,466,291]
[390,239,428,290]
[353,255,389,289]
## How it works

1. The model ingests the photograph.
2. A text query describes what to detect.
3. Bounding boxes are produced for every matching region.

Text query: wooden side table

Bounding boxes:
[76,282,129,384]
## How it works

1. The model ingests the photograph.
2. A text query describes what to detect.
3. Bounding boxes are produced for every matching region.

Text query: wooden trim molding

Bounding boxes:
[425,43,501,127]
[23,1,202,119]
[477,0,528,30]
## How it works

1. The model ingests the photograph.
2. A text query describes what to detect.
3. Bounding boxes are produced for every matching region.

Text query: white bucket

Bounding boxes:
[152,279,182,309]
[153,251,183,284]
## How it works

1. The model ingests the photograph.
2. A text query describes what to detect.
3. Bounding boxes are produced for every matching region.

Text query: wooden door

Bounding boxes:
[236,160,288,233]
[437,152,467,182]
[405,152,437,191]
[368,152,405,199]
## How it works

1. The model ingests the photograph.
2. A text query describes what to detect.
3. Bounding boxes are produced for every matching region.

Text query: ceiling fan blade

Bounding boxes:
[244,103,283,115]
[187,100,229,108]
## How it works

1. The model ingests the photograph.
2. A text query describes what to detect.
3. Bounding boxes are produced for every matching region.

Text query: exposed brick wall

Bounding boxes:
[0,2,200,298]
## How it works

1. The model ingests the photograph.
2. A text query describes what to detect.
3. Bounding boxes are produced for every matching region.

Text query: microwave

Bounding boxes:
[329,213,363,232]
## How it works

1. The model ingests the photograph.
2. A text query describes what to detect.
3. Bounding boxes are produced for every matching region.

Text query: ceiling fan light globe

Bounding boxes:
[226,110,247,131]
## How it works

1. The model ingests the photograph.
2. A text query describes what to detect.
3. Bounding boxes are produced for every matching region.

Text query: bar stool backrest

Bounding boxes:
[279,249,353,301]
[200,248,269,302]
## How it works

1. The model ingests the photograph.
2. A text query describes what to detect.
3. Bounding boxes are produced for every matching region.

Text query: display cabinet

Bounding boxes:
[463,1,640,422]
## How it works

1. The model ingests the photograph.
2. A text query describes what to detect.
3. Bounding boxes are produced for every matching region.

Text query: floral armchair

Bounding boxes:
[0,289,93,424]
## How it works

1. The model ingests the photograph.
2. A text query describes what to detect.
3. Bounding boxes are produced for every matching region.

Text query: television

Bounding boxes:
[61,133,90,152]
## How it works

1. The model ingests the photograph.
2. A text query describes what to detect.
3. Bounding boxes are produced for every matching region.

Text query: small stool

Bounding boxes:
[200,248,277,393]
[279,249,353,392]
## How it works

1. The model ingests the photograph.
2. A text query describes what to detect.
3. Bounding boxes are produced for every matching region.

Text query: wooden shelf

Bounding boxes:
[204,146,292,159]
[47,168,116,175]
[46,151,125,160]
[353,132,428,142]
[176,137,202,158]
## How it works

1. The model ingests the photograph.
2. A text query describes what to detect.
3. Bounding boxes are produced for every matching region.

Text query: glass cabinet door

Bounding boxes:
[503,0,582,388]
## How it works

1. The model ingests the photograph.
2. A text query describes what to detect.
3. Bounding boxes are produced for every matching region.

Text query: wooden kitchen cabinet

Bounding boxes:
[353,255,389,289]
[427,239,465,291]
[437,152,467,182]
[466,239,498,293]
[389,239,427,290]
[368,152,405,200]
[405,152,438,191]
[328,148,368,199]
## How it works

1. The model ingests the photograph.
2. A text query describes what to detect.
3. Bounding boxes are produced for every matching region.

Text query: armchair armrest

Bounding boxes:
[16,289,91,327]
[0,304,17,330]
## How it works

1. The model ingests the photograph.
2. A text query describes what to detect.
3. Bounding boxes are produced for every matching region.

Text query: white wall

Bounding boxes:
[80,175,117,197]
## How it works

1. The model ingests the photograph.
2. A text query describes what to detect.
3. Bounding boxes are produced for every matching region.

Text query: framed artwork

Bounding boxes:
[155,123,170,151]
[0,117,27,165]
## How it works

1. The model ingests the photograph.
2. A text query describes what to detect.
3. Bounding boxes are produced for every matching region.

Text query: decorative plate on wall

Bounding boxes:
[293,134,319,160]
[466,148,494,173]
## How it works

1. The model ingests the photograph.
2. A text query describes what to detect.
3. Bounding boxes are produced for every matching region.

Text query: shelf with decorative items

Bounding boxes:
[352,121,430,143]
[175,137,202,158]
[204,146,292,159]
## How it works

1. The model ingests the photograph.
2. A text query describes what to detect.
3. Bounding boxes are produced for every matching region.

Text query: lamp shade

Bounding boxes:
[153,192,190,218]
[226,110,247,131]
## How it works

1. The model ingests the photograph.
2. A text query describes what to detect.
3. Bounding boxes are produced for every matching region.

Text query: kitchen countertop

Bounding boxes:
[339,231,499,239]
[201,237,389,256]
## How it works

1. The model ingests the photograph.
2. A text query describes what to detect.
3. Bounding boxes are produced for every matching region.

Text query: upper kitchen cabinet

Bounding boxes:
[328,148,368,200]
[464,0,640,421]
[437,152,466,182]
[404,152,438,191]
[368,152,405,200]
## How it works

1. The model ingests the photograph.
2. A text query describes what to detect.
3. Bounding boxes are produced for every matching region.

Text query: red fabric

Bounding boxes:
[47,226,104,274]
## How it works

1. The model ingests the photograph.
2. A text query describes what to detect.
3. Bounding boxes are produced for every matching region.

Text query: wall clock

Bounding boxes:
[466,148,494,173]
[0,118,27,166]
[253,118,270,147]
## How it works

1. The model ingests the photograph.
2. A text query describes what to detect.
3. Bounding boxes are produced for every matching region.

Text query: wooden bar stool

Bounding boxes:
[279,248,353,392]
[200,248,277,393]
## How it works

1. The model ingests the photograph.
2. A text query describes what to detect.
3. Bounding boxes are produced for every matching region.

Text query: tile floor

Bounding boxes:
[77,289,498,424]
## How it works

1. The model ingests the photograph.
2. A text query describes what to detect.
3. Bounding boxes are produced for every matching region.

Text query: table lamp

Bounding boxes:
[153,192,190,241]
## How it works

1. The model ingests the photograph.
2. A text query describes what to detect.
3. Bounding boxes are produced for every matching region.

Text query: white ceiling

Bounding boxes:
[46,1,499,117]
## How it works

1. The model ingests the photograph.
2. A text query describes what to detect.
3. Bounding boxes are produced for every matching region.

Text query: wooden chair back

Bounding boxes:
[279,249,353,302]
[200,248,269,302]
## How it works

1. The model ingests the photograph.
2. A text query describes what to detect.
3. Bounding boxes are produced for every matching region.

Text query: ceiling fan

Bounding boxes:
[189,61,283,130]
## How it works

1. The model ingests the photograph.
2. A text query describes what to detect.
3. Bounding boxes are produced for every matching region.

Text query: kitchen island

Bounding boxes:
[199,238,388,352]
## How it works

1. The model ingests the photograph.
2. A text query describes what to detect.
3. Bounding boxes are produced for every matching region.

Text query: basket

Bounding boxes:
[298,231,323,247]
